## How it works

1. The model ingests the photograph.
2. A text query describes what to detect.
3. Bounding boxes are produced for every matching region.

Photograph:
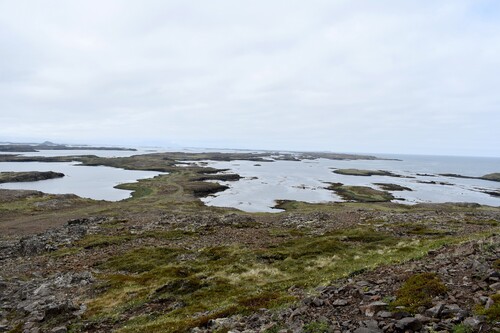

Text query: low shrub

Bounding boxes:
[391,273,447,313]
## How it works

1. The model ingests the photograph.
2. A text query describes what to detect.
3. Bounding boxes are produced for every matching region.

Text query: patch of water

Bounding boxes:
[200,156,500,212]
[0,161,162,201]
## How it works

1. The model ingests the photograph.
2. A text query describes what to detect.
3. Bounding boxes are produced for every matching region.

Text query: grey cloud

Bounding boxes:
[1,0,499,156]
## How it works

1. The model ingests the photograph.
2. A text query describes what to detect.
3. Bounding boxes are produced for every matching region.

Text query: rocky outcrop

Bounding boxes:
[0,271,94,332]
[0,189,43,202]
[0,171,64,183]
[0,217,111,332]
[0,216,109,260]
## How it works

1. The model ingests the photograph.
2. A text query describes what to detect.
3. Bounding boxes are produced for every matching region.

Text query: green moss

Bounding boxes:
[337,228,395,244]
[77,234,133,249]
[101,247,182,273]
[236,291,283,310]
[67,323,84,333]
[153,277,207,296]
[476,294,500,321]
[406,225,449,236]
[0,192,88,214]
[100,219,128,228]
[85,227,498,332]
[49,247,81,258]
[303,321,331,333]
[263,325,284,333]
[452,324,474,333]
[272,236,343,259]
[465,219,499,226]
[392,273,447,313]
[7,323,23,333]
[129,186,153,198]
[140,229,197,240]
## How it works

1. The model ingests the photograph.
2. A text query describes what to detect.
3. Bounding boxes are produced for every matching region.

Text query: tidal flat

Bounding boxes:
[0,150,499,332]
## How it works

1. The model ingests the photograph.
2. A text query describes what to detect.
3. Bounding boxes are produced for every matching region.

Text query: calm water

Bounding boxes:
[1,148,499,209]
[200,155,500,212]
[0,161,162,201]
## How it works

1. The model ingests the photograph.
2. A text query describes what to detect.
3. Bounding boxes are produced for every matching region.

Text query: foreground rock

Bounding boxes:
[0,271,93,332]
[0,216,109,260]
[0,217,110,332]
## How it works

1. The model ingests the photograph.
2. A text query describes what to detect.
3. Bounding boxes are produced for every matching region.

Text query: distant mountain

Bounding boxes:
[38,141,63,147]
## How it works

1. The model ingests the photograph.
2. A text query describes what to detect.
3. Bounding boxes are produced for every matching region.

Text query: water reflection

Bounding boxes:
[0,161,162,201]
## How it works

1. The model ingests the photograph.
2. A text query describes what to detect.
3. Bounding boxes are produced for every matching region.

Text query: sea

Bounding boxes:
[0,148,499,211]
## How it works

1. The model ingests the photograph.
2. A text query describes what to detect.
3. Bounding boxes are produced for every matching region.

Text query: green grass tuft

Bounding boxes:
[452,324,474,333]
[303,320,331,333]
[77,234,132,249]
[392,273,447,313]
[475,293,500,321]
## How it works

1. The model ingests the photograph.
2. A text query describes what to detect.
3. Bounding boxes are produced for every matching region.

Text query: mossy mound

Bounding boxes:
[477,293,500,321]
[392,273,447,313]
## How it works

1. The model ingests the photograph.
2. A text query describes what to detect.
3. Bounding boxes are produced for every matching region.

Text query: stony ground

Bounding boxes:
[1,207,499,333]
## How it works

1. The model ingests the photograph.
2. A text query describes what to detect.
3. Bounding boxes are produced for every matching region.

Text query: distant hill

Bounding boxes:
[0,142,136,152]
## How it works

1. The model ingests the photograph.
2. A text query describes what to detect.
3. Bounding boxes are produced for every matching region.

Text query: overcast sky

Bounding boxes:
[1,1,499,156]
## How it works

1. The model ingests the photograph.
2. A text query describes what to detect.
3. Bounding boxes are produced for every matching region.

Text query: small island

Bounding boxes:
[328,182,395,202]
[482,173,500,182]
[440,172,500,183]
[332,168,404,177]
[0,171,65,183]
[417,180,453,186]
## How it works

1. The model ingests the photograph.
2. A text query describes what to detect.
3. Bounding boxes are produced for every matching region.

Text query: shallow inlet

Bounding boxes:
[201,156,500,212]
[1,149,499,209]
[0,161,162,201]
